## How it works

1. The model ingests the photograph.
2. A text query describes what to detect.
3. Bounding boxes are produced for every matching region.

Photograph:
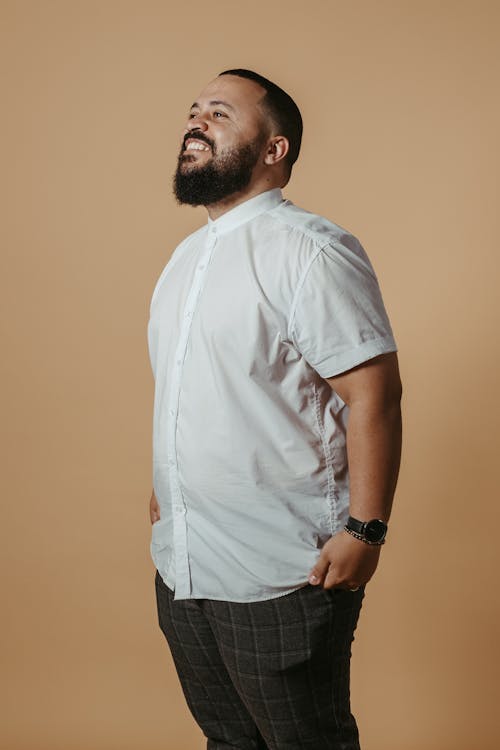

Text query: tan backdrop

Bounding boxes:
[2,1,499,749]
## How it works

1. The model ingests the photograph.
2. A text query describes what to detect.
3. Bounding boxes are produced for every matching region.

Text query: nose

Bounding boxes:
[185,113,208,133]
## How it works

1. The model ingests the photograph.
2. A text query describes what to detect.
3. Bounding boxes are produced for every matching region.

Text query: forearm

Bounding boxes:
[310,353,402,588]
[308,394,401,589]
[345,397,402,523]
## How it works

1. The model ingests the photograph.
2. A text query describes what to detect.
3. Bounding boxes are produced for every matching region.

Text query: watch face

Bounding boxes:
[365,520,387,543]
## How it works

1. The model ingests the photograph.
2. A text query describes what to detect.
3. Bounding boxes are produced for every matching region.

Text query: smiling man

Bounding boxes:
[148,69,402,750]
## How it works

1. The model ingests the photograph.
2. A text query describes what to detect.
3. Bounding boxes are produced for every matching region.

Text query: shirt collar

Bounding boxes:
[207,188,284,235]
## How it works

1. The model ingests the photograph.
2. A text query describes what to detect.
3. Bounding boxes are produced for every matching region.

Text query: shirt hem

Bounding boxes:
[170,580,311,603]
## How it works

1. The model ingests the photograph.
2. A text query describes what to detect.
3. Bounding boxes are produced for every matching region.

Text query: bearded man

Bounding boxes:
[147,69,402,750]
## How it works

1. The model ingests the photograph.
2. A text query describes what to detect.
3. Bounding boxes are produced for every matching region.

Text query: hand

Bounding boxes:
[149,490,160,524]
[308,531,381,590]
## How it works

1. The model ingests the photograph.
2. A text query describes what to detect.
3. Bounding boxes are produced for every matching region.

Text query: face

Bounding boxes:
[173,75,270,206]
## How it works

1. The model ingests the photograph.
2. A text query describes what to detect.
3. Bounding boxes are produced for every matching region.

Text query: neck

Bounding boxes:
[206,176,282,220]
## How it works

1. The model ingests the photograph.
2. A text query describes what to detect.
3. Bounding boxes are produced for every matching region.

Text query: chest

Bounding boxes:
[151,228,306,355]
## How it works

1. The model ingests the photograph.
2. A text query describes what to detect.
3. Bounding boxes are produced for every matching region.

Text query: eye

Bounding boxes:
[188,112,198,119]
[213,111,227,118]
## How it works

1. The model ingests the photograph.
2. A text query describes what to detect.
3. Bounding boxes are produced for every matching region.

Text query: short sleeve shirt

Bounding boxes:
[148,188,397,601]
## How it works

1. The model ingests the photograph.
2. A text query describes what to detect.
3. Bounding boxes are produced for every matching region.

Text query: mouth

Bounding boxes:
[183,138,212,154]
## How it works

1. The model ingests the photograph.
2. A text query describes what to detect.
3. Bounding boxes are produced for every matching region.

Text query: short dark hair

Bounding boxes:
[218,68,303,174]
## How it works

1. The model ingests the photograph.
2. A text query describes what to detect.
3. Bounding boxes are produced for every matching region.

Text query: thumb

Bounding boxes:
[308,547,330,586]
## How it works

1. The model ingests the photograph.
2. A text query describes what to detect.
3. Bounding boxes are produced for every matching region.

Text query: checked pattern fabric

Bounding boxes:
[155,571,364,749]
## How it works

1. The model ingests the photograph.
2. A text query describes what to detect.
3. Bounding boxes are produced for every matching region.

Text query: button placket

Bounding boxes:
[165,229,217,599]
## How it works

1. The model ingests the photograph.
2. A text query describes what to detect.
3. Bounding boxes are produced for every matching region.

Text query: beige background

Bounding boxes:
[1,1,499,748]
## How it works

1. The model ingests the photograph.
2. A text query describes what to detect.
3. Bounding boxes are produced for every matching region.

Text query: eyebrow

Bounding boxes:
[190,100,236,111]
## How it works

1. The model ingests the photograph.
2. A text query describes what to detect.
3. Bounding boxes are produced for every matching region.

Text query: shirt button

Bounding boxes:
[198,264,205,270]
[168,459,175,467]
[169,409,175,416]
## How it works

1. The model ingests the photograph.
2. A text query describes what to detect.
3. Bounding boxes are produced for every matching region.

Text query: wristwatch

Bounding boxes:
[344,516,388,545]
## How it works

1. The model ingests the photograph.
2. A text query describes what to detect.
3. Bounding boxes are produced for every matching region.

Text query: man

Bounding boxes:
[148,69,402,750]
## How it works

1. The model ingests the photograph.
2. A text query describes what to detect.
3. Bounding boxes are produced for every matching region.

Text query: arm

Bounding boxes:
[308,351,402,589]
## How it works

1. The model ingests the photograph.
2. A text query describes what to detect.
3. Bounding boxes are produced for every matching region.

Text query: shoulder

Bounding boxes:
[163,223,207,269]
[173,223,207,254]
[265,200,374,274]
[267,200,359,251]
[264,200,375,280]
[150,224,207,307]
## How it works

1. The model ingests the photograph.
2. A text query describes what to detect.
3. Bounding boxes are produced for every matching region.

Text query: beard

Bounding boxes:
[173,134,264,207]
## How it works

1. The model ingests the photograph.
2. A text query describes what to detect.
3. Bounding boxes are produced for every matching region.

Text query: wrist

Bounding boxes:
[344,516,388,545]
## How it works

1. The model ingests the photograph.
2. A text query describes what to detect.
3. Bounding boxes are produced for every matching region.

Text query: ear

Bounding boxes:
[264,136,289,166]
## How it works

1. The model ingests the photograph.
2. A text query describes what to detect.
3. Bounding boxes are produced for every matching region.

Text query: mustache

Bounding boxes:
[182,130,215,151]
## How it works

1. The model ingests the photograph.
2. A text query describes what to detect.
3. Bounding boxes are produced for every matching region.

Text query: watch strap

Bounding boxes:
[344,526,385,545]
[345,516,365,535]
[344,516,388,545]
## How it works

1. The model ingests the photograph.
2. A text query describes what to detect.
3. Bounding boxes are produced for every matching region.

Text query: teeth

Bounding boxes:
[186,141,210,151]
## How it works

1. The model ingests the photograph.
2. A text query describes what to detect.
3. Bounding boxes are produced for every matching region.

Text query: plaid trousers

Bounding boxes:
[155,570,364,750]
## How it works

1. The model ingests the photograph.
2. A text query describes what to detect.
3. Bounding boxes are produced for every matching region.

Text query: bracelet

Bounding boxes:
[343,526,386,546]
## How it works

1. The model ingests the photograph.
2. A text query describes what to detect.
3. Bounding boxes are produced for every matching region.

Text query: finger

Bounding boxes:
[323,564,342,589]
[308,550,330,585]
[324,571,361,591]
[323,564,360,590]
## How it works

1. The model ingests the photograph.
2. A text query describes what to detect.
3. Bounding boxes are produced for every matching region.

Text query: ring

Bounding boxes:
[349,587,360,592]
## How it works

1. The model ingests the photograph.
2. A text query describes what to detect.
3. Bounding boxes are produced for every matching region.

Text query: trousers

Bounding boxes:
[155,570,364,750]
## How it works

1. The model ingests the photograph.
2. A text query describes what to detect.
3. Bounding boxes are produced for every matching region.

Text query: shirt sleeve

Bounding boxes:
[290,234,397,378]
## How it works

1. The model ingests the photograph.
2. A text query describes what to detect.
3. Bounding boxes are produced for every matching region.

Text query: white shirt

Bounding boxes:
[148,188,396,602]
